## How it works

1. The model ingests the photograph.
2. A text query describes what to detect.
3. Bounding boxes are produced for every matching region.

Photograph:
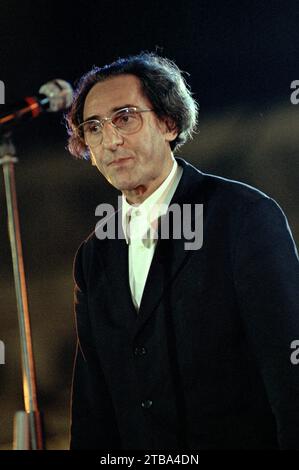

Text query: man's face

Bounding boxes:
[82,74,178,202]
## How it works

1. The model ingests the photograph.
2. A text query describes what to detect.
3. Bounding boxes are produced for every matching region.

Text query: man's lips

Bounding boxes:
[108,157,133,166]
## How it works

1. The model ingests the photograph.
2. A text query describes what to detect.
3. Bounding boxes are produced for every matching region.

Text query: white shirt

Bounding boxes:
[122,159,183,311]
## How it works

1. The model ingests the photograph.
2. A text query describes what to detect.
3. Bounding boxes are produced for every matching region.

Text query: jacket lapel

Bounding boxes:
[132,158,205,336]
[97,213,137,332]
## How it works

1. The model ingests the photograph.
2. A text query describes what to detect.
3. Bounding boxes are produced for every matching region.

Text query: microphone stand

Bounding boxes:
[0,132,44,450]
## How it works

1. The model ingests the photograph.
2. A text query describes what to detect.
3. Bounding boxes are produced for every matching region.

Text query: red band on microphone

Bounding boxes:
[24,96,41,118]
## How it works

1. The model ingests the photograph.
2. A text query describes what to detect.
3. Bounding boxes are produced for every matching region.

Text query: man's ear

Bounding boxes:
[161,117,178,142]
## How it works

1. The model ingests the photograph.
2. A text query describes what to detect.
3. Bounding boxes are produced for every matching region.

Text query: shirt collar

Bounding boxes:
[122,158,181,244]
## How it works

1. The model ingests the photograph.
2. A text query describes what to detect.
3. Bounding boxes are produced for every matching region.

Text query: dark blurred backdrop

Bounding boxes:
[0,0,299,449]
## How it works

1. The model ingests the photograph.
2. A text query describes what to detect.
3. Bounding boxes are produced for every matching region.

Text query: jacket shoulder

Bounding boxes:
[201,171,271,204]
[177,157,272,206]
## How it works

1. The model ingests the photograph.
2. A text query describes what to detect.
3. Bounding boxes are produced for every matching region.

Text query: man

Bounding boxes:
[66,52,299,450]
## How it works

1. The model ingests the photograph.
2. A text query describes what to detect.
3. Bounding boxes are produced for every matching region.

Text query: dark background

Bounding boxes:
[0,0,299,449]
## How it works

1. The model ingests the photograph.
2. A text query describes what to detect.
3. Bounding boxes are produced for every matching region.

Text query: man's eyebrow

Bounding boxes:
[84,104,136,122]
[112,104,136,113]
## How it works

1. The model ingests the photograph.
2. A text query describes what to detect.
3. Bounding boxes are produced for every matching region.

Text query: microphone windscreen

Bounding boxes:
[38,79,73,112]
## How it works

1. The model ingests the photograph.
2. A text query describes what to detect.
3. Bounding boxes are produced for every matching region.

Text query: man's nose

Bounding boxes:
[102,122,124,150]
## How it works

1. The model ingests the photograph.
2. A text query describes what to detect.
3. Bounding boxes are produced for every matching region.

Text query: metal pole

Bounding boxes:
[0,143,43,450]
[13,411,30,450]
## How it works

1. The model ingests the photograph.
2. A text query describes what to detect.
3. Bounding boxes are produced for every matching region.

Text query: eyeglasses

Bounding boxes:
[77,107,153,147]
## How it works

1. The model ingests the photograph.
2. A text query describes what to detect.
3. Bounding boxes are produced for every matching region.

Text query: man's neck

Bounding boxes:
[124,183,160,205]
[123,157,175,205]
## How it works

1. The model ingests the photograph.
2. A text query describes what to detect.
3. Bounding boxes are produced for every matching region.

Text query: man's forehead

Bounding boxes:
[83,74,147,119]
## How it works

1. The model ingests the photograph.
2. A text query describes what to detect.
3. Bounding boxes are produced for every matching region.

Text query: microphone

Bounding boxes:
[0,79,73,133]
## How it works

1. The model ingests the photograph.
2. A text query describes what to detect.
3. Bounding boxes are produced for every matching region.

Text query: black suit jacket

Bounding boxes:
[70,158,299,450]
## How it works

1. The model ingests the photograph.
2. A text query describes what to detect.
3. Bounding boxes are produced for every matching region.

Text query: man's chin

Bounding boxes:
[109,178,139,192]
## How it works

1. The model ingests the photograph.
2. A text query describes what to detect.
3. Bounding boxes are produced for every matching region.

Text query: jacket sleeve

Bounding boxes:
[70,240,121,450]
[233,197,299,449]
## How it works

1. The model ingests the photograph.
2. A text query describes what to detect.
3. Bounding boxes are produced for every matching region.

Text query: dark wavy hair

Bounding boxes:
[65,52,199,160]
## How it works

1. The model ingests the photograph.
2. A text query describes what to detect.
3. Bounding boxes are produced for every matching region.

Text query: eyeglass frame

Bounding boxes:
[77,106,153,146]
